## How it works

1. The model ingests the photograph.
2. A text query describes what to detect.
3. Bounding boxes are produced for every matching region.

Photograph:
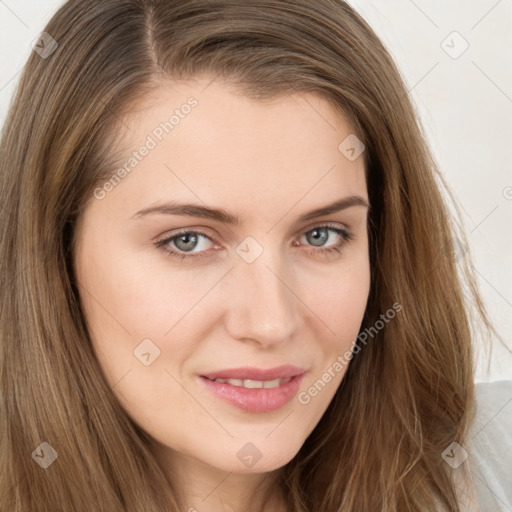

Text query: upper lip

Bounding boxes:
[201,365,306,381]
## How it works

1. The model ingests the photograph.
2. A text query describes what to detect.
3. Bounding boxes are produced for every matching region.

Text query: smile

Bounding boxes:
[199,373,305,413]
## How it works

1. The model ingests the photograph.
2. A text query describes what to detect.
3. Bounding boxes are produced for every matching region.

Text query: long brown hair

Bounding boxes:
[0,0,500,510]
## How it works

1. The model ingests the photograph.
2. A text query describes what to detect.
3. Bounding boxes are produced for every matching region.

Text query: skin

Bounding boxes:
[73,76,371,512]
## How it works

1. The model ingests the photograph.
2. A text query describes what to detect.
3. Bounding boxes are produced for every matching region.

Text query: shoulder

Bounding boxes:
[467,380,512,511]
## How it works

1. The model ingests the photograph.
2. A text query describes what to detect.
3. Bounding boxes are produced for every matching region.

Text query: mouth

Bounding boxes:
[198,366,306,413]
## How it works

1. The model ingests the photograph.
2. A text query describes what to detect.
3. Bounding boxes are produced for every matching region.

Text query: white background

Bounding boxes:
[1,0,511,382]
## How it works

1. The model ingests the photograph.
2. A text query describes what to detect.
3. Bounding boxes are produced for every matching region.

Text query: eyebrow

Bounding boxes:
[131,195,370,225]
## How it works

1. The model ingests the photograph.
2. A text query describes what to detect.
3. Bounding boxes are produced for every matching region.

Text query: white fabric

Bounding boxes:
[466,380,512,511]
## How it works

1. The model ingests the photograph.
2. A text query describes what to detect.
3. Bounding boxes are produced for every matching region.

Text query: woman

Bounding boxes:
[0,0,507,510]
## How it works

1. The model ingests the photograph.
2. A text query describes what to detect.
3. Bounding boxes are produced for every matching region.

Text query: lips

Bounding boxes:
[199,365,306,413]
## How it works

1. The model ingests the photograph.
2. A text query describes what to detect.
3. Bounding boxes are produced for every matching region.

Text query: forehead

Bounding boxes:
[94,77,368,223]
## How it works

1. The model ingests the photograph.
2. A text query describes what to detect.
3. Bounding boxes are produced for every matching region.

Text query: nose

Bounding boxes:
[223,248,300,348]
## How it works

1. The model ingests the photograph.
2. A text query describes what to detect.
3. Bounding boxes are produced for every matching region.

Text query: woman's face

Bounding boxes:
[74,76,370,476]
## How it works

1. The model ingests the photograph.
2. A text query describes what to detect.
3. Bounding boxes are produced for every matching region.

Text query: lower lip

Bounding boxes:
[199,374,305,413]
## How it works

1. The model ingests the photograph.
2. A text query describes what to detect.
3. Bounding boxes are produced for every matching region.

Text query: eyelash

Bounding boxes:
[155,223,354,262]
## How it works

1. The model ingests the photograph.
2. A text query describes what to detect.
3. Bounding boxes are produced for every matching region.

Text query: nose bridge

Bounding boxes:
[224,238,299,344]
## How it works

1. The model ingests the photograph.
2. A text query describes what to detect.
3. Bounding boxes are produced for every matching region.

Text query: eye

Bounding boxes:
[155,223,354,262]
[299,224,354,257]
[155,230,216,262]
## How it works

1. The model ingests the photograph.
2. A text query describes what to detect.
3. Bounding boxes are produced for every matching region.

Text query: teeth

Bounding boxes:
[262,379,282,388]
[226,379,243,387]
[212,377,292,388]
[242,379,263,388]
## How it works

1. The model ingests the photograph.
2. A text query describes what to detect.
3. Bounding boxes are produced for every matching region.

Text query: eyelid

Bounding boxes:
[300,219,351,234]
[155,226,221,247]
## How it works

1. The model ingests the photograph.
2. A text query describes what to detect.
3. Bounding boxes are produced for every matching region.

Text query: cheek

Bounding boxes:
[299,256,370,389]
[292,264,370,435]
[75,250,201,434]
[79,241,210,340]
[307,255,370,340]
[76,245,228,404]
